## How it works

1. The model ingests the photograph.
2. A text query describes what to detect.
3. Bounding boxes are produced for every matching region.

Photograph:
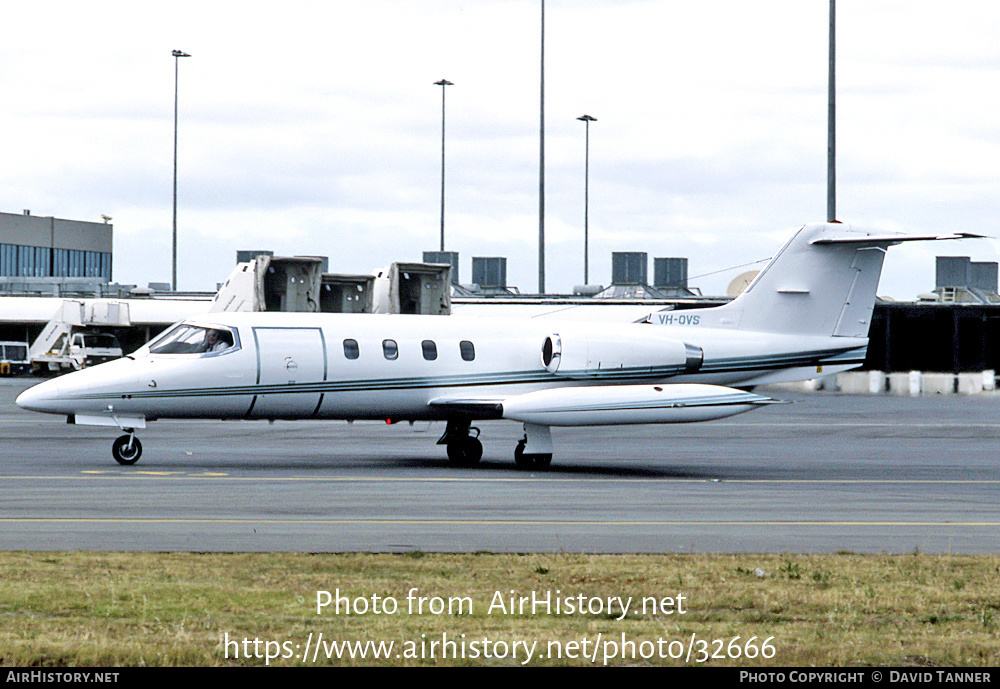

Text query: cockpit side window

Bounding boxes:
[148,324,240,356]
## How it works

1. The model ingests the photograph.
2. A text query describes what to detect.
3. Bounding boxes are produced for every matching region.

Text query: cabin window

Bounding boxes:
[421,340,437,361]
[343,339,359,360]
[147,323,238,356]
[382,339,398,360]
[460,340,475,361]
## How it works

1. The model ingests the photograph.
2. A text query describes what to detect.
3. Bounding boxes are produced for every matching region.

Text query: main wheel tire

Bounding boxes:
[112,435,142,465]
[514,440,532,468]
[514,442,552,470]
[447,436,483,467]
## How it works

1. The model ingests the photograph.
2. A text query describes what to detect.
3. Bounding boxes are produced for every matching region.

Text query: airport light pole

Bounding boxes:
[434,79,453,252]
[577,114,596,285]
[538,0,546,294]
[827,0,836,222]
[172,49,191,292]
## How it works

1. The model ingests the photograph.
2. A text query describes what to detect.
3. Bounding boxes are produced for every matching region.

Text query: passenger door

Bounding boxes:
[249,327,327,418]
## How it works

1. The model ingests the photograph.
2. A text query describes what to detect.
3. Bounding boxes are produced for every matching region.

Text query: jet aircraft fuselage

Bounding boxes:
[20,311,859,423]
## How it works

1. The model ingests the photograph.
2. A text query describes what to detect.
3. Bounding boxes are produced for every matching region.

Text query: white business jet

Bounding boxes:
[16,222,977,468]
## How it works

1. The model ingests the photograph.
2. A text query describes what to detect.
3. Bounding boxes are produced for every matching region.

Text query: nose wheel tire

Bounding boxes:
[112,435,142,465]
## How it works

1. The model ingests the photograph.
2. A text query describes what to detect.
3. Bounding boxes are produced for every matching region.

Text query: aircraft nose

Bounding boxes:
[15,379,62,413]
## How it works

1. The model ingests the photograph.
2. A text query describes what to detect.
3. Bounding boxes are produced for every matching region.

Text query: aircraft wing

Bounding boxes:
[427,398,505,419]
[430,383,782,426]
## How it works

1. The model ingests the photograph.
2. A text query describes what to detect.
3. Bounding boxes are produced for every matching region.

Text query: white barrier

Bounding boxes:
[779,371,999,396]
[921,373,956,395]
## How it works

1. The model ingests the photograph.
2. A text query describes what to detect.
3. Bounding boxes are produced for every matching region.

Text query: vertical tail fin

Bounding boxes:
[705,222,981,337]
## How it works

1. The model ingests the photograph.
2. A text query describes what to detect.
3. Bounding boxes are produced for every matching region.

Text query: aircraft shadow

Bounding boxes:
[145,453,754,480]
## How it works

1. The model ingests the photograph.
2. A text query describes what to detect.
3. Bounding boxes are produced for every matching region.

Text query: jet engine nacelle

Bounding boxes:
[541,332,702,378]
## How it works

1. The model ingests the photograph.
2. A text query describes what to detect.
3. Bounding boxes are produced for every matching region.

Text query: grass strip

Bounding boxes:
[0,551,997,667]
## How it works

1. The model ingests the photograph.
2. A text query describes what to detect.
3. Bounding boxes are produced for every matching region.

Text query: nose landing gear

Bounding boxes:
[111,432,142,465]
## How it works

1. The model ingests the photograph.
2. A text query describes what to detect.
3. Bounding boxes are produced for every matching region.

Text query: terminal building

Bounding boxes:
[0,210,113,283]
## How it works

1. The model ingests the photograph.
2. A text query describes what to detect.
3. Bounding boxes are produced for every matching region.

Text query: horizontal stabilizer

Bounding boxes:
[811,231,986,245]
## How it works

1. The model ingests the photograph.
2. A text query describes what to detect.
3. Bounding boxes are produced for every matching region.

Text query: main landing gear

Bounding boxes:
[514,440,552,469]
[438,419,483,467]
[439,420,554,470]
[514,423,553,470]
[111,431,142,465]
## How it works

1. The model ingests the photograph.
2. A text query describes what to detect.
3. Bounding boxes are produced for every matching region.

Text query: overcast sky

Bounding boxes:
[2,0,998,297]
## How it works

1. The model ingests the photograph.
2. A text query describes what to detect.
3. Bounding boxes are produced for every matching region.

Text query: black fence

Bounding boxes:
[866,302,1000,373]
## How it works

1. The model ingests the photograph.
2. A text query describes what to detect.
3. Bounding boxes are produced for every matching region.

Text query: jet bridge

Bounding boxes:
[211,255,450,315]
[319,274,374,314]
[211,256,324,313]
[371,262,451,315]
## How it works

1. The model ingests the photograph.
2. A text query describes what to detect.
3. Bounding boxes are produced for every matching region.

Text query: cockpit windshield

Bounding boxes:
[148,324,239,356]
